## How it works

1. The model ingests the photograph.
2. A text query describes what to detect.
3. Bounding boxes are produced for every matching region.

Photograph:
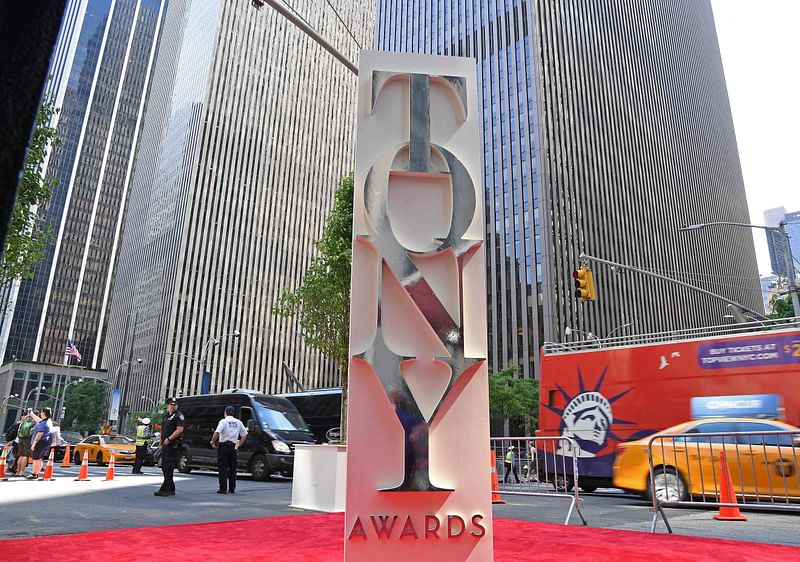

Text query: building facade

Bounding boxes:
[0,0,166,369]
[375,0,762,378]
[103,0,373,419]
[764,206,800,279]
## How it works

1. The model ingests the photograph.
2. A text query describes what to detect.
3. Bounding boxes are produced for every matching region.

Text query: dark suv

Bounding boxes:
[174,391,315,480]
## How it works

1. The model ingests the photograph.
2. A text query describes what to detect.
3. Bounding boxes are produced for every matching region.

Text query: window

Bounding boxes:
[678,422,737,444]
[736,422,794,447]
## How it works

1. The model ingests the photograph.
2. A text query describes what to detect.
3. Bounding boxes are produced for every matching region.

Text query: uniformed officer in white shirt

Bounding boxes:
[210,405,248,494]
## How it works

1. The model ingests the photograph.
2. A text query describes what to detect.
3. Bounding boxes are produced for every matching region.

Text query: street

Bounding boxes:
[2,464,799,547]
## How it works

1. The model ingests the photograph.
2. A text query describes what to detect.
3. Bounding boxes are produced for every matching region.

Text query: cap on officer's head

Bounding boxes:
[225,405,234,415]
[167,397,178,405]
[141,417,151,425]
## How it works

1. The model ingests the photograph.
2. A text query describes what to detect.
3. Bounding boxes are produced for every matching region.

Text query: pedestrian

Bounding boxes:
[154,398,184,497]
[132,417,151,474]
[504,445,519,484]
[27,407,53,480]
[13,409,40,477]
[210,405,248,494]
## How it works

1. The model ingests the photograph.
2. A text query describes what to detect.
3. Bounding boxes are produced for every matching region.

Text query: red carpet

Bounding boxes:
[3,513,798,561]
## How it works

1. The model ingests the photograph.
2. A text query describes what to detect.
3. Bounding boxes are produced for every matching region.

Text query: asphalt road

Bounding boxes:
[1,464,799,548]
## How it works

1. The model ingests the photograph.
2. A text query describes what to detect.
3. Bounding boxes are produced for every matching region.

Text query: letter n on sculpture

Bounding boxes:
[345,52,493,560]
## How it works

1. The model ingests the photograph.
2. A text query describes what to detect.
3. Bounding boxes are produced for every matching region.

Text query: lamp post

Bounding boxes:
[23,386,46,410]
[564,326,598,342]
[199,330,240,391]
[115,358,143,432]
[57,378,84,421]
[603,321,634,340]
[679,221,799,316]
[141,395,156,409]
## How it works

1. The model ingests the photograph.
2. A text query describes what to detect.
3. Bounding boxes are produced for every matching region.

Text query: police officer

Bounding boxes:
[132,417,151,474]
[155,398,184,497]
[210,405,247,494]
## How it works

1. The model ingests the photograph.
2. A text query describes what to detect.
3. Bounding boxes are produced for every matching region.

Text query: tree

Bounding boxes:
[768,294,796,319]
[274,173,353,443]
[62,381,107,435]
[0,97,59,287]
[488,365,539,435]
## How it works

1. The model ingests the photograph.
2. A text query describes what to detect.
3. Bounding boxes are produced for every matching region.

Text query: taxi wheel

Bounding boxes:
[73,451,82,465]
[96,452,106,466]
[648,467,687,502]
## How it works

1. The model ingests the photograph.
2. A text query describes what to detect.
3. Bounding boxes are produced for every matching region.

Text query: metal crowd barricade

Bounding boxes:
[490,436,587,525]
[648,429,800,533]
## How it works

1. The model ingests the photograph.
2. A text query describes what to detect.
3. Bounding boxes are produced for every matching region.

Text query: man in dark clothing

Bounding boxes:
[154,398,184,497]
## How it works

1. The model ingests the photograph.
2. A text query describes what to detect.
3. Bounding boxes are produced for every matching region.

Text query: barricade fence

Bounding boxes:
[647,429,800,532]
[490,436,587,525]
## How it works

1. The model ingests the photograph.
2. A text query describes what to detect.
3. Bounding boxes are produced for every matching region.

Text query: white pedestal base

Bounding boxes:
[290,444,347,512]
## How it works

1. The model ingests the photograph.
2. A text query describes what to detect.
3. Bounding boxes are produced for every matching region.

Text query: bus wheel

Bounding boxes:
[250,454,271,481]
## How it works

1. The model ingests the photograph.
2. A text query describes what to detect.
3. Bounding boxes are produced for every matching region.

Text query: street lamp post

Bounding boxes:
[115,358,142,432]
[679,221,799,316]
[603,321,634,340]
[57,378,84,421]
[564,326,599,342]
[140,395,156,410]
[199,330,240,392]
[23,386,46,410]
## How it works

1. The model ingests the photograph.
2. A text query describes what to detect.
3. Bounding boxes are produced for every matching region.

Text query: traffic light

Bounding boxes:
[573,267,596,301]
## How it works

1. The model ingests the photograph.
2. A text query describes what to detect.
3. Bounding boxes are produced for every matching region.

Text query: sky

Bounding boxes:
[711,1,800,276]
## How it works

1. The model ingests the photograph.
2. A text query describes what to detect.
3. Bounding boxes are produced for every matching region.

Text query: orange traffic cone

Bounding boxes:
[714,450,747,521]
[490,450,506,504]
[0,445,9,481]
[61,443,72,468]
[75,450,90,481]
[40,449,56,481]
[104,452,115,481]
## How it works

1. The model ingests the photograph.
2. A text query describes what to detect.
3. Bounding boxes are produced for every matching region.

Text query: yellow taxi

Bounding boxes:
[613,418,800,502]
[73,434,137,465]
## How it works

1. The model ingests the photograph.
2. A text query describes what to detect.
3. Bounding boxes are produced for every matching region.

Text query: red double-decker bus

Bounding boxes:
[536,319,800,491]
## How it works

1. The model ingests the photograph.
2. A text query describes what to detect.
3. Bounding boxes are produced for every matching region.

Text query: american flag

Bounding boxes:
[65,339,82,362]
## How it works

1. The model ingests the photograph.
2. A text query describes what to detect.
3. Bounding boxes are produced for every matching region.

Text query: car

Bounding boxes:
[73,434,137,466]
[52,430,84,462]
[613,417,800,502]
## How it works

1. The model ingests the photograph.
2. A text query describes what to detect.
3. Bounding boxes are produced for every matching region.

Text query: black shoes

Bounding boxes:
[154,490,175,496]
[216,490,227,494]
[132,470,144,474]
[228,490,235,494]
[26,474,39,480]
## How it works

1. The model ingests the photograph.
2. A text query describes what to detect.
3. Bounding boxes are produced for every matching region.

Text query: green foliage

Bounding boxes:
[274,173,353,443]
[62,381,107,435]
[488,365,539,429]
[768,294,796,319]
[0,97,60,287]
[274,173,353,375]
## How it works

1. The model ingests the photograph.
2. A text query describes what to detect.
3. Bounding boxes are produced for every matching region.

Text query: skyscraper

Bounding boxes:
[764,206,799,279]
[376,0,762,378]
[0,0,166,367]
[103,0,372,417]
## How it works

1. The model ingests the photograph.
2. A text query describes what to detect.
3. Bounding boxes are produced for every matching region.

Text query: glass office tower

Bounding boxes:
[0,0,166,368]
[103,0,373,414]
[376,0,762,378]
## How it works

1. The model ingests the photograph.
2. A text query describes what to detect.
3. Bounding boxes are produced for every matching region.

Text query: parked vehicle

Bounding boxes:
[52,430,84,462]
[277,388,341,444]
[73,435,137,465]
[537,319,800,491]
[613,417,800,501]
[176,390,315,480]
